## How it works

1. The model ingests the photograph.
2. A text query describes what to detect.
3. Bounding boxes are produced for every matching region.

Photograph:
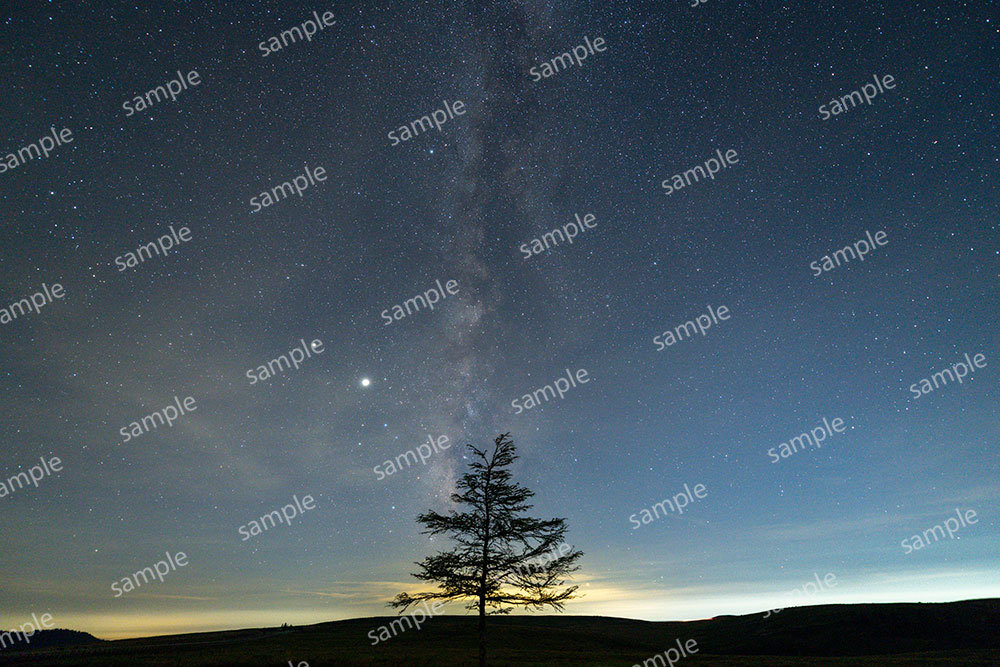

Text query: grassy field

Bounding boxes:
[5,601,999,666]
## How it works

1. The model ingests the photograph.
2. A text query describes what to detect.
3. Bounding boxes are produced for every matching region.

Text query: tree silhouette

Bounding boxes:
[391,432,583,666]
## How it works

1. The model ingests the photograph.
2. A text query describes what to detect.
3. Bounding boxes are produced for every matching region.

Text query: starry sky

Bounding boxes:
[1,0,998,641]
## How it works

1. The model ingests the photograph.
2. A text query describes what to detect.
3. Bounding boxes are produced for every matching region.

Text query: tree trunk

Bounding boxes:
[479,446,493,667]
[478,593,486,667]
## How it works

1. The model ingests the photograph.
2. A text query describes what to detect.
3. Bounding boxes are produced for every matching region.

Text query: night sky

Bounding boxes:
[1,1,997,640]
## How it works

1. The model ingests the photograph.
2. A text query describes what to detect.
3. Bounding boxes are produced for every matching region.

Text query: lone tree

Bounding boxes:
[392,432,583,666]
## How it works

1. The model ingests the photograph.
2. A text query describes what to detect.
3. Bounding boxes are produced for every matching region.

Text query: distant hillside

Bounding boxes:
[690,598,1000,656]
[0,629,100,652]
[4,598,998,665]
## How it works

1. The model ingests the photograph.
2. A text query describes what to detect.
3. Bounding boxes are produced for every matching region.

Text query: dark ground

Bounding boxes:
[2,598,997,665]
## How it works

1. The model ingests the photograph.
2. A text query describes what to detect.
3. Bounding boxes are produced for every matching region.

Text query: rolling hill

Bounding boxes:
[2,598,997,666]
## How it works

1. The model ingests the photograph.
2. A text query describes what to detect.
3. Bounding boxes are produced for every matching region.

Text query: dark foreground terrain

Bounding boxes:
[2,599,998,666]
